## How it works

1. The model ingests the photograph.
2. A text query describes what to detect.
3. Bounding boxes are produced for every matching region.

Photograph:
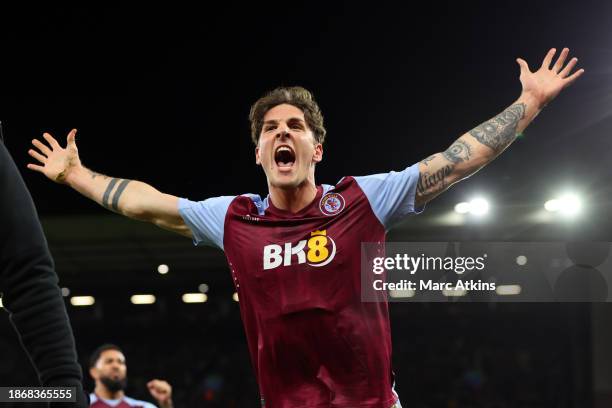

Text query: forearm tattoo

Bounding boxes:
[102,178,132,212]
[469,103,526,151]
[442,139,472,163]
[416,103,525,201]
[87,169,109,180]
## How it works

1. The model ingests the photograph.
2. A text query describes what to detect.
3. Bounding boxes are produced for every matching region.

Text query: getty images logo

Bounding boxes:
[263,230,337,270]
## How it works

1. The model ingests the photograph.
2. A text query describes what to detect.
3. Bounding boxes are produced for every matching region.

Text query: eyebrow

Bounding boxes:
[263,117,305,126]
[104,357,125,363]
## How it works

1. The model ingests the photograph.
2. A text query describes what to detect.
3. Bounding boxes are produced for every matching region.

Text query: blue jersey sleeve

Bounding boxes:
[353,162,423,231]
[178,196,235,249]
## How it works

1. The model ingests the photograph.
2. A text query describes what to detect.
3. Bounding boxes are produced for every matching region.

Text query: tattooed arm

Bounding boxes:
[415,47,584,207]
[415,101,528,206]
[27,129,191,237]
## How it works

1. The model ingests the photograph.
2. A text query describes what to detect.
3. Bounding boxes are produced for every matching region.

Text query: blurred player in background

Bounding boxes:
[29,48,583,407]
[88,344,173,408]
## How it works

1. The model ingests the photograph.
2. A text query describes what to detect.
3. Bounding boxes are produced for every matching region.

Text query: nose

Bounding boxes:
[275,125,291,140]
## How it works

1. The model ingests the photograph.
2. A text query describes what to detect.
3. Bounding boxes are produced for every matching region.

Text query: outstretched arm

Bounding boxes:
[415,47,584,207]
[27,129,191,237]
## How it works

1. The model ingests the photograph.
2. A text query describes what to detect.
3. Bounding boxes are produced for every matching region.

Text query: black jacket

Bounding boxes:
[0,141,87,407]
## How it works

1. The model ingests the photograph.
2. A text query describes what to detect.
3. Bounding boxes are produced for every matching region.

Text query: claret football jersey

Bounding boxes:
[89,394,157,408]
[179,163,421,408]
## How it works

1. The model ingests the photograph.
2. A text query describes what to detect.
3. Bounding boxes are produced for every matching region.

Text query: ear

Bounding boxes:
[312,143,323,164]
[89,367,98,380]
[255,146,261,165]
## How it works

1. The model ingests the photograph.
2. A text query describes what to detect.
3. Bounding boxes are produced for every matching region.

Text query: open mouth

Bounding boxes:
[274,145,296,170]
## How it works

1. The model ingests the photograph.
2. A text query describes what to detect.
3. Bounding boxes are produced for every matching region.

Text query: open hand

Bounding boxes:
[27,129,81,184]
[516,48,584,109]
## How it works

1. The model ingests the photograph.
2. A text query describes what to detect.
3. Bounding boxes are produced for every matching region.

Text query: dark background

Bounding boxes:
[1,2,612,407]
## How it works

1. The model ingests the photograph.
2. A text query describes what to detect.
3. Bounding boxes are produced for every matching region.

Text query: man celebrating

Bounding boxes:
[88,344,173,408]
[29,48,583,407]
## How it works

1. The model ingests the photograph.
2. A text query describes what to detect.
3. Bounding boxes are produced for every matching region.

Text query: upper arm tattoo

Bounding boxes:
[469,103,526,152]
[102,178,132,212]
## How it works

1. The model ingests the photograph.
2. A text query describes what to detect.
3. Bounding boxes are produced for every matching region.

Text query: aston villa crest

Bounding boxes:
[319,192,345,216]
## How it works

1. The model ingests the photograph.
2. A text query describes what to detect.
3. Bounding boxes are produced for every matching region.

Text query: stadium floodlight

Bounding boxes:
[198,283,209,293]
[544,193,582,216]
[496,284,522,295]
[61,287,70,297]
[389,289,415,298]
[454,202,470,214]
[558,194,582,215]
[544,199,560,212]
[182,293,207,303]
[442,288,467,297]
[454,198,489,216]
[131,294,156,305]
[70,296,95,306]
[0,297,3,308]
[469,198,489,216]
[157,264,169,274]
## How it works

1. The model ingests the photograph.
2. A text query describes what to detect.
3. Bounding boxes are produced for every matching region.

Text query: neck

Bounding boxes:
[95,385,124,401]
[269,176,318,213]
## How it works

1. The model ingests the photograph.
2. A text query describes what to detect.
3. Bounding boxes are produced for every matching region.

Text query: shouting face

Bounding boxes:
[256,104,323,190]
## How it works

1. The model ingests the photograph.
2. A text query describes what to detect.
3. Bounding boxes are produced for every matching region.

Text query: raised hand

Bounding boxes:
[516,47,584,109]
[147,379,173,408]
[27,129,82,184]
